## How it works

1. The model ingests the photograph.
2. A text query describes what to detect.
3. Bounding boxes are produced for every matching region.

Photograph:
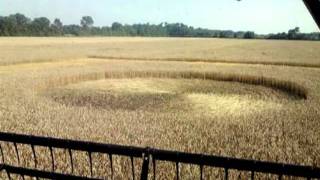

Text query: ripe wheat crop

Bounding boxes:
[0,37,319,179]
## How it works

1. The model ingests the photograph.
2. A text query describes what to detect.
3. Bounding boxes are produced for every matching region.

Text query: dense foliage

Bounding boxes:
[0,13,319,40]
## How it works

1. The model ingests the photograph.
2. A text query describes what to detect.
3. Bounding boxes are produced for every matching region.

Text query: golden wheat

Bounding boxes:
[89,55,320,69]
[1,37,320,66]
[0,37,320,179]
[38,71,308,99]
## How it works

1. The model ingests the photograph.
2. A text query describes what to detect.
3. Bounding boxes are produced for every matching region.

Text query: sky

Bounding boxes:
[0,0,319,34]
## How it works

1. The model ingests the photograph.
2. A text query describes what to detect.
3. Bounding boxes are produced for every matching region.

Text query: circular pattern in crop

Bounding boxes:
[44,78,296,117]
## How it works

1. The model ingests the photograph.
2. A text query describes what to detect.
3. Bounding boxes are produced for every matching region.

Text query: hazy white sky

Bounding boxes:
[0,0,319,34]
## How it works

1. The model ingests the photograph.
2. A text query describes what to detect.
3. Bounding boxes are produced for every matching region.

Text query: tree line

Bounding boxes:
[266,27,320,41]
[0,13,319,40]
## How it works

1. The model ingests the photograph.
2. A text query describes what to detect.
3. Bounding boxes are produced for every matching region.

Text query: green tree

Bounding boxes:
[81,16,94,28]
[288,27,300,39]
[0,17,6,35]
[0,16,8,36]
[52,18,63,35]
[63,25,81,36]
[30,17,51,36]
[244,31,255,39]
[3,16,18,35]
[111,22,123,31]
[53,18,63,29]
[11,13,30,35]
[165,23,191,37]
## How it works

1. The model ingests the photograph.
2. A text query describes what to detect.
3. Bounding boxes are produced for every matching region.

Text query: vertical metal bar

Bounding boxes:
[278,174,282,180]
[251,171,254,180]
[152,157,156,180]
[33,146,39,180]
[131,156,135,180]
[109,154,113,180]
[199,165,203,180]
[140,153,150,180]
[13,143,20,165]
[31,145,37,168]
[49,147,54,172]
[0,144,5,163]
[5,169,11,180]
[224,168,228,180]
[68,149,74,174]
[21,175,25,180]
[176,162,179,180]
[88,151,93,177]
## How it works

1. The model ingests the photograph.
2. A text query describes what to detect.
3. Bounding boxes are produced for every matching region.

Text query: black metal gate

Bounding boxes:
[0,132,319,179]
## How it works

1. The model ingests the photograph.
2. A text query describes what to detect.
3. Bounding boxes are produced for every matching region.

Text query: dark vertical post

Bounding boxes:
[131,156,135,180]
[199,165,203,180]
[224,168,229,180]
[109,154,114,180]
[88,151,93,177]
[176,162,179,180]
[140,152,150,180]
[49,147,54,172]
[68,149,74,174]
[13,143,20,165]
[31,145,37,168]
[251,171,255,180]
[6,169,11,180]
[0,144,5,163]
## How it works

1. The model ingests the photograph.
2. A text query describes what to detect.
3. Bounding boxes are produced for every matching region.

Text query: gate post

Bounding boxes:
[140,148,150,180]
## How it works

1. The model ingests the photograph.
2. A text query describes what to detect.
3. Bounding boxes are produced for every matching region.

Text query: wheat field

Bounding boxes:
[0,37,320,179]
